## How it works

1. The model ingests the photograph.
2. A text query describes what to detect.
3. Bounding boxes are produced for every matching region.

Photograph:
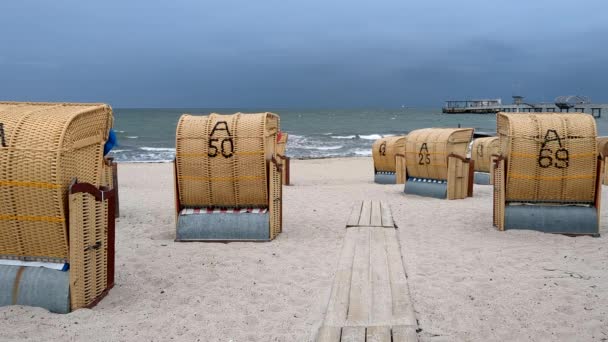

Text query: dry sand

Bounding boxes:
[1,157,607,341]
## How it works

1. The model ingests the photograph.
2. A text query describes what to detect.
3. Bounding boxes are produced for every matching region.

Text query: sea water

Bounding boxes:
[111,108,608,162]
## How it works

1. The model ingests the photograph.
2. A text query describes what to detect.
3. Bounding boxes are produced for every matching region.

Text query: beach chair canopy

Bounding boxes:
[404,128,473,180]
[175,112,279,208]
[0,102,113,261]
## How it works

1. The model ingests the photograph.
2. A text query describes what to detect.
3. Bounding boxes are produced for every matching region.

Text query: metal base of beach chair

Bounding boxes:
[504,204,599,236]
[176,210,272,241]
[0,265,70,314]
[474,172,491,185]
[403,177,448,199]
[374,172,396,184]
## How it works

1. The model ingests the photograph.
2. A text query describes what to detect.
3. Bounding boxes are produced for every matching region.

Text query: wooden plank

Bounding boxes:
[370,227,392,326]
[323,229,358,326]
[358,201,372,226]
[346,228,371,326]
[346,201,363,227]
[370,201,382,227]
[366,326,391,342]
[392,325,419,342]
[447,157,456,200]
[340,326,365,342]
[380,201,394,228]
[317,326,341,342]
[384,229,417,326]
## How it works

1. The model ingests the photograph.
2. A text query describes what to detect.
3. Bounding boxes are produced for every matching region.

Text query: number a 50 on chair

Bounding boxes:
[174,113,283,241]
[403,128,475,199]
[493,112,601,236]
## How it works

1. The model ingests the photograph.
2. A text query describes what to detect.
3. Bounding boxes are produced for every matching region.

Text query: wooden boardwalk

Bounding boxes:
[346,200,394,228]
[317,201,418,342]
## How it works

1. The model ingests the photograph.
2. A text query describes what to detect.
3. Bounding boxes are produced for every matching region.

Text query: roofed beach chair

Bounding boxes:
[403,128,474,199]
[493,113,602,236]
[372,136,407,184]
[470,137,499,185]
[276,132,290,185]
[174,113,283,241]
[0,102,116,313]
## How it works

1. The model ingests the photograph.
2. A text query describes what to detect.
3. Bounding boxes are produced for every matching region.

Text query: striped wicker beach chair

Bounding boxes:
[174,112,283,241]
[493,112,602,235]
[403,128,474,199]
[0,102,116,313]
[372,135,407,184]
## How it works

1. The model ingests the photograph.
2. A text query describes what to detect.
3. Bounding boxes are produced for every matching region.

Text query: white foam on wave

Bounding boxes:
[140,147,176,152]
[125,136,139,139]
[353,149,372,156]
[359,134,396,140]
[359,134,382,140]
[331,135,357,139]
[300,145,343,151]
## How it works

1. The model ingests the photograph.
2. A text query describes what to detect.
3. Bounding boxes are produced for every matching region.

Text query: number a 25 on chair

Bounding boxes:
[403,128,475,199]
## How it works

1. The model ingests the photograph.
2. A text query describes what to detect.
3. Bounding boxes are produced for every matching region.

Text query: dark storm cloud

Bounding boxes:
[1,0,606,107]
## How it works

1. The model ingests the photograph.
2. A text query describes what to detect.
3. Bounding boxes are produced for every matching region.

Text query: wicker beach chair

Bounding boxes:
[493,112,601,235]
[471,137,499,185]
[174,112,283,241]
[372,135,407,184]
[276,132,290,185]
[403,128,474,199]
[0,102,116,313]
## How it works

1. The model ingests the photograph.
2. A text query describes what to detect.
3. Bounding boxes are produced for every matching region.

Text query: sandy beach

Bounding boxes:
[1,157,607,341]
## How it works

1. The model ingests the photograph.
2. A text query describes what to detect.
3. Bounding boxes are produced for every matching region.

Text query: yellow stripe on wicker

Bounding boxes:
[0,180,61,189]
[510,152,596,159]
[181,175,266,181]
[0,215,65,223]
[509,173,595,181]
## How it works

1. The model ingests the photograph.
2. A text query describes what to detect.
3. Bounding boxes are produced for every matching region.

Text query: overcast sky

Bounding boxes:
[1,0,607,108]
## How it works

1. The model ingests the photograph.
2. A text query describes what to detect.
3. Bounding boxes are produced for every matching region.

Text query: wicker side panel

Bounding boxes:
[176,113,279,207]
[68,191,108,310]
[395,154,406,184]
[269,160,282,239]
[405,128,473,180]
[447,156,469,200]
[493,159,505,230]
[472,137,499,173]
[0,103,112,261]
[372,136,407,172]
[498,113,597,202]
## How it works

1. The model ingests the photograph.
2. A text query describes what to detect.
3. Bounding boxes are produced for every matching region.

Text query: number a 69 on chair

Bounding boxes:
[493,112,601,236]
[173,112,283,241]
[403,128,475,199]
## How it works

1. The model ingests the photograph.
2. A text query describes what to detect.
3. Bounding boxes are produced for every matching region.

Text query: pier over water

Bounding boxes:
[443,96,606,118]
